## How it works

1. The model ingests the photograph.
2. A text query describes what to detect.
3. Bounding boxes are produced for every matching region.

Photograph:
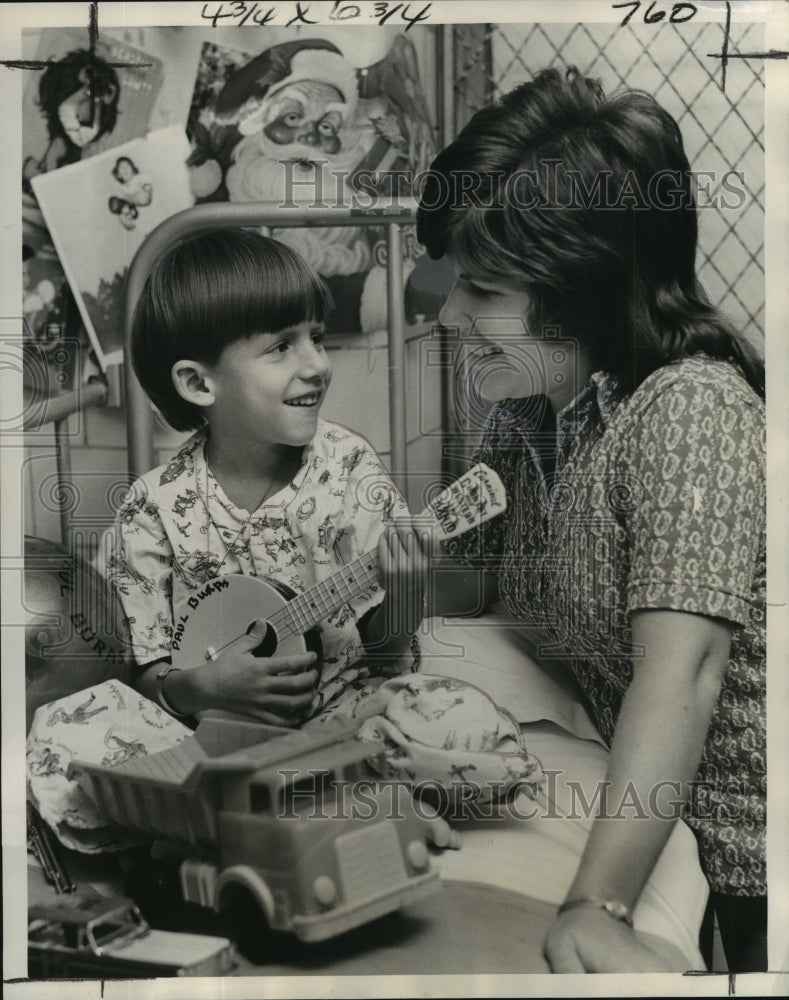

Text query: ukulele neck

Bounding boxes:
[280,551,380,638]
[270,463,507,640]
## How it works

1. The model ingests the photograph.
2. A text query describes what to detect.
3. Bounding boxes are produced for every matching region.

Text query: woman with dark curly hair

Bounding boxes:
[418,67,766,973]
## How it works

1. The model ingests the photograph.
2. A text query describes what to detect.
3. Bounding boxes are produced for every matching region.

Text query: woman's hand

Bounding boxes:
[167,619,318,725]
[543,909,685,974]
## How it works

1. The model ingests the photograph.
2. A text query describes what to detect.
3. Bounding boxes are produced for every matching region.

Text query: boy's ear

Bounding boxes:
[171,360,216,409]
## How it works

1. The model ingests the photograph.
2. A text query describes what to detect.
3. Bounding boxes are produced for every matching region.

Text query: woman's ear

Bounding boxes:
[171,360,215,409]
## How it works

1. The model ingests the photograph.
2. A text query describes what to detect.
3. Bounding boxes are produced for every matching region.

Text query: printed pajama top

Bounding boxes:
[104,419,407,716]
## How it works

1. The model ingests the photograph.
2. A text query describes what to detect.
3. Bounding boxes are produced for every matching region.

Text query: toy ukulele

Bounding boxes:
[170,464,506,672]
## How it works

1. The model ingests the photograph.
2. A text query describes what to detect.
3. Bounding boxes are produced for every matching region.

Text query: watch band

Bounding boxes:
[155,663,189,718]
[557,896,634,927]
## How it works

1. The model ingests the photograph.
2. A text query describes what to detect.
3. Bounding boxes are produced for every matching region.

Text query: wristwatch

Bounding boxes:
[155,662,188,718]
[557,896,634,927]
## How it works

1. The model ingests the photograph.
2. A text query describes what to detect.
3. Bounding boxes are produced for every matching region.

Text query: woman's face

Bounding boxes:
[439,255,589,411]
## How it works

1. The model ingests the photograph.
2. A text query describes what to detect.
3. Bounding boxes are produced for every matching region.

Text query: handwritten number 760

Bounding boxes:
[612,1,697,27]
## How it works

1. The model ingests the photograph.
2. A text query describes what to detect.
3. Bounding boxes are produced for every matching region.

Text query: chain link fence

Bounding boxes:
[451,20,765,350]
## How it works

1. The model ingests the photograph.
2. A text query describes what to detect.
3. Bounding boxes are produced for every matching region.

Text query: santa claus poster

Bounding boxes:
[185,34,439,334]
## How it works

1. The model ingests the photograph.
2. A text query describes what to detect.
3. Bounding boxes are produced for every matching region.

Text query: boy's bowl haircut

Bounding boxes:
[131,228,330,432]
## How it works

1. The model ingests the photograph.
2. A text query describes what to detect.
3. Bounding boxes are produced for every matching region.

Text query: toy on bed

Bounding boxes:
[67,716,444,963]
[28,887,236,979]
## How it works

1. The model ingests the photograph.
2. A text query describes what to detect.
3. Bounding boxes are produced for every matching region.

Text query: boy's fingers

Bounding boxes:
[267,669,318,692]
[260,688,315,709]
[380,525,404,571]
[267,653,318,674]
[386,522,421,563]
[240,618,271,649]
[418,521,442,557]
[250,697,313,726]
[384,521,407,554]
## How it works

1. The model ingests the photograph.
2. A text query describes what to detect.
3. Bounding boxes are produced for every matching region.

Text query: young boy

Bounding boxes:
[107,228,428,725]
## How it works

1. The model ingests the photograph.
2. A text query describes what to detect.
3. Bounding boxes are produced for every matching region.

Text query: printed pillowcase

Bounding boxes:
[354,674,545,809]
[26,679,192,852]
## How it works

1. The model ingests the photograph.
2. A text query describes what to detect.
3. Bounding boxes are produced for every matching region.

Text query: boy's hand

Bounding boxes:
[182,620,318,725]
[370,518,440,647]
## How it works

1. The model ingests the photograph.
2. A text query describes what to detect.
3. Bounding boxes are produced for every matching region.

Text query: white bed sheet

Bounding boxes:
[420,613,708,970]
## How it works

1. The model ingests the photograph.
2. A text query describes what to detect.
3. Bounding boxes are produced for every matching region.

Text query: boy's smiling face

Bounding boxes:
[204,320,331,448]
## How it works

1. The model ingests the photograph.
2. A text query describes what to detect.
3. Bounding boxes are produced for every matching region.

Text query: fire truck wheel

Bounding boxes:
[217,883,276,964]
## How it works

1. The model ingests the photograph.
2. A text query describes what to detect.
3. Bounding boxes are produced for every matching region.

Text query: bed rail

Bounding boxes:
[124,199,419,486]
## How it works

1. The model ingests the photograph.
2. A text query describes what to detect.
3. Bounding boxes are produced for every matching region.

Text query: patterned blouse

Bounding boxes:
[446,356,766,896]
[104,420,407,716]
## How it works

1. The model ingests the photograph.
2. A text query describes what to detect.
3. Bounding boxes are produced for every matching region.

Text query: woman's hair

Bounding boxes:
[131,228,330,431]
[112,156,138,180]
[417,66,764,397]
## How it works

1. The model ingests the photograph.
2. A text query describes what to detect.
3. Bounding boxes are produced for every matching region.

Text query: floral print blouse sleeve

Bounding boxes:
[620,365,765,625]
[105,482,176,665]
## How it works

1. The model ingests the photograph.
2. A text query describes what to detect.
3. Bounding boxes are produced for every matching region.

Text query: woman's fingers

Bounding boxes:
[544,939,586,974]
[543,911,680,974]
[543,918,588,974]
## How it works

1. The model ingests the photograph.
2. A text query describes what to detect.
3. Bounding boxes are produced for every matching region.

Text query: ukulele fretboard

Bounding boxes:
[274,553,381,639]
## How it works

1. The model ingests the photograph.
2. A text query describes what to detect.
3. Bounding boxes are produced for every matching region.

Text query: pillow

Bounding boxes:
[356,673,545,811]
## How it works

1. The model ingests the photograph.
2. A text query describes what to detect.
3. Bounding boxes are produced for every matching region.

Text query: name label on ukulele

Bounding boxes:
[426,464,506,540]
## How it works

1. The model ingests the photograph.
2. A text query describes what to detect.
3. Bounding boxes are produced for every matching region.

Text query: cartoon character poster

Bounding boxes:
[20,27,164,352]
[185,34,441,333]
[31,125,194,369]
[22,27,163,189]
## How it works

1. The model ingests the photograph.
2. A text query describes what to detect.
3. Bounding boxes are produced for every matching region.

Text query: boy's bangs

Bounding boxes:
[130,228,332,431]
[196,232,330,357]
[237,257,329,336]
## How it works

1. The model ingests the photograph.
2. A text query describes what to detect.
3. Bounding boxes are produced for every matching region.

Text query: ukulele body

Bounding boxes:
[171,574,323,678]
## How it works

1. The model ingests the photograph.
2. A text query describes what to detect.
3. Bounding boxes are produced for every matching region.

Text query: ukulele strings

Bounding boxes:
[193,467,501,662]
[202,552,380,662]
